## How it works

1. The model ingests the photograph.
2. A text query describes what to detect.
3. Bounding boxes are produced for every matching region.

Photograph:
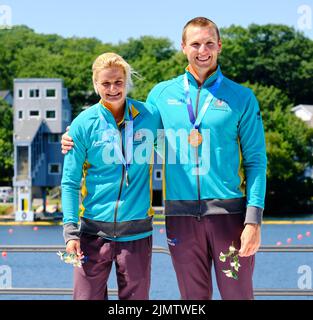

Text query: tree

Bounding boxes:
[0,99,13,184]
[1,24,313,213]
[117,36,176,63]
[220,24,313,105]
[245,83,313,214]
[0,26,115,116]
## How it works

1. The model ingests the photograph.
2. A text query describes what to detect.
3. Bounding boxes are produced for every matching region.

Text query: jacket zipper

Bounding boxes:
[195,86,202,220]
[113,124,126,238]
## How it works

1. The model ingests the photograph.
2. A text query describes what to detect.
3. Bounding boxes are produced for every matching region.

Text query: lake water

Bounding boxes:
[1,222,313,300]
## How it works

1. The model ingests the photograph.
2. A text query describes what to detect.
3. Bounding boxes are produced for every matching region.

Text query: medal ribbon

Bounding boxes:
[98,100,133,178]
[184,72,224,130]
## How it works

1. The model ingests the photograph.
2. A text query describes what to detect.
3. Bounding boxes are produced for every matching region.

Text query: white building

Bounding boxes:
[292,104,313,179]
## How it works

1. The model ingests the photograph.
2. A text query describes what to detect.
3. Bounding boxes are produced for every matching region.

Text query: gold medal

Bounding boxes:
[188,129,202,147]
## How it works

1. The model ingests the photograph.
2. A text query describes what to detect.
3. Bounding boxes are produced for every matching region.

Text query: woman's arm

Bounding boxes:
[61,120,88,246]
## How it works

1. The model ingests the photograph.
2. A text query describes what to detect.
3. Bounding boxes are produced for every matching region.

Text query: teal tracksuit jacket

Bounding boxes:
[61,98,162,243]
[147,66,267,224]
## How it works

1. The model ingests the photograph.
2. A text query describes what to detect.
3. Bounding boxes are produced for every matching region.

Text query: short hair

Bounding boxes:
[182,17,220,43]
[92,52,134,94]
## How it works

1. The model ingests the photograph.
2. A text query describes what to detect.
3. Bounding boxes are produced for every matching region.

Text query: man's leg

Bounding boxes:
[166,216,213,300]
[206,214,255,300]
[73,234,113,300]
[115,235,152,300]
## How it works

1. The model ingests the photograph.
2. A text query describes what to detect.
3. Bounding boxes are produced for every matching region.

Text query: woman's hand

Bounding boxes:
[66,239,84,260]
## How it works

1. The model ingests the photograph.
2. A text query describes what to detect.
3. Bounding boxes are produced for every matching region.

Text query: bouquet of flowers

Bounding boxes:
[57,251,86,268]
[219,242,241,280]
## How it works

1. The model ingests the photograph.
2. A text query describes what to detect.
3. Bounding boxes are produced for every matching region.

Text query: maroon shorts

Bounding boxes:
[166,214,255,300]
[73,233,152,300]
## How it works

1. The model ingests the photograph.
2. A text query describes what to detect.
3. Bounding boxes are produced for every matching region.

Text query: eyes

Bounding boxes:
[190,42,217,49]
[99,80,125,89]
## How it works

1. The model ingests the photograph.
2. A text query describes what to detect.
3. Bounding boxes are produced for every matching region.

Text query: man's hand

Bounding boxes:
[66,239,84,260]
[61,126,74,154]
[239,223,261,257]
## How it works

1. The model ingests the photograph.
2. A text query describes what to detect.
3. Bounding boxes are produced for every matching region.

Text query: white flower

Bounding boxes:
[219,252,227,262]
[228,245,236,254]
[230,261,241,272]
[222,270,233,278]
[56,251,82,268]
[220,242,240,280]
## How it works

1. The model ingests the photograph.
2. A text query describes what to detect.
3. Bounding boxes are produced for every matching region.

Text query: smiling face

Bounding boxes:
[95,66,127,109]
[182,25,222,82]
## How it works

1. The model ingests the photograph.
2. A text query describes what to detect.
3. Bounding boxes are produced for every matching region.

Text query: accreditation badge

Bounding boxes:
[188,129,202,147]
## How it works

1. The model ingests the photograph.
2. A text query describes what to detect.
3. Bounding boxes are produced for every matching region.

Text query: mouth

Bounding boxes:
[106,92,122,100]
[196,56,211,62]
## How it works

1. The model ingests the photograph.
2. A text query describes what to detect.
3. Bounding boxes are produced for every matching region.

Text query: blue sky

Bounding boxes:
[2,0,313,48]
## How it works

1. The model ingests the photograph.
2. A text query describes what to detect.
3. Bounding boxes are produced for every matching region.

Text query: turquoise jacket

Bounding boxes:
[147,66,267,224]
[61,98,162,243]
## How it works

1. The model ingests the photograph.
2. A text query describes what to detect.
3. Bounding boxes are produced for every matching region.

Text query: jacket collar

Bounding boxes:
[185,65,222,88]
[99,97,140,123]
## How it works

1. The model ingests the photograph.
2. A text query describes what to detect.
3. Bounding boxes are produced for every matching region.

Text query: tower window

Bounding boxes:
[29,89,40,98]
[46,110,56,119]
[46,89,56,98]
[48,163,61,175]
[29,110,40,117]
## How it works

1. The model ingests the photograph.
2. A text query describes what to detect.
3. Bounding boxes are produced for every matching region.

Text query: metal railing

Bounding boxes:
[0,245,169,297]
[1,245,313,297]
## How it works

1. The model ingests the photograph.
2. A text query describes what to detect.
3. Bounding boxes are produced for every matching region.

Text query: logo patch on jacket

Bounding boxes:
[211,98,229,111]
[167,99,183,106]
[134,130,145,142]
[92,128,116,147]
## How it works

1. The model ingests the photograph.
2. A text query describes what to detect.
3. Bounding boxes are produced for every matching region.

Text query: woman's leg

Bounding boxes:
[73,234,113,300]
[115,236,152,300]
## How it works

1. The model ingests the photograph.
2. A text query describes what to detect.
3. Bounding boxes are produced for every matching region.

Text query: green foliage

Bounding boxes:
[0,26,115,116]
[220,24,313,104]
[0,99,13,183]
[244,82,313,213]
[116,37,180,101]
[117,36,176,62]
[0,24,312,213]
[0,204,13,215]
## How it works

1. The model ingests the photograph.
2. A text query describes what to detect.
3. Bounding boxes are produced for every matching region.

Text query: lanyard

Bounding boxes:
[184,72,224,129]
[98,100,133,185]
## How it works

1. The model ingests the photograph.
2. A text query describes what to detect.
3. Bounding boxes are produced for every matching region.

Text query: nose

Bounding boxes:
[109,83,119,91]
[199,44,208,54]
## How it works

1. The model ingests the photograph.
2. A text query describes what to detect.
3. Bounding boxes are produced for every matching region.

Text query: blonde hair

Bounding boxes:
[182,17,220,43]
[92,52,134,94]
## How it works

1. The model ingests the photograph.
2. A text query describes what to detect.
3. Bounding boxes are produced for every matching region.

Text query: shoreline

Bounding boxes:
[1,215,313,226]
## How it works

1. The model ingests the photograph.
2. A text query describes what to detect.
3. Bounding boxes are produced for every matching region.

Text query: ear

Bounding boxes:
[217,39,222,55]
[93,81,98,95]
[181,42,187,55]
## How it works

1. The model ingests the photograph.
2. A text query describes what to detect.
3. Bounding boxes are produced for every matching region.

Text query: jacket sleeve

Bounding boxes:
[61,118,88,243]
[146,86,165,160]
[238,91,267,225]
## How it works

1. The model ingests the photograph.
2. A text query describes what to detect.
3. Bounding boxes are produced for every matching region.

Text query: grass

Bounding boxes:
[0,203,13,215]
[154,213,165,220]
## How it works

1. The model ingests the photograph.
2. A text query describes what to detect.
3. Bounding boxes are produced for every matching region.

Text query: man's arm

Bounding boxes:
[61,126,74,154]
[238,91,267,257]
